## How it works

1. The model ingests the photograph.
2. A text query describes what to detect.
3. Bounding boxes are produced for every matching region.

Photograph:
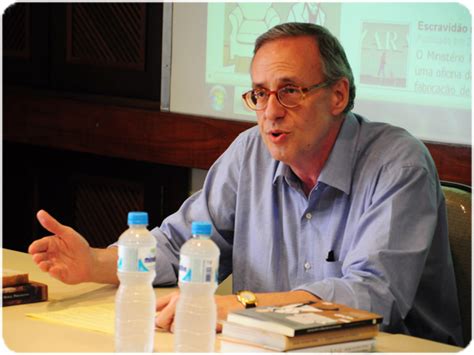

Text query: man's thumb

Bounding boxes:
[36,209,67,235]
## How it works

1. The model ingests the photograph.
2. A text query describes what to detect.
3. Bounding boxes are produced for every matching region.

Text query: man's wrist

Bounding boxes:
[249,290,320,308]
[90,247,119,284]
[236,290,258,308]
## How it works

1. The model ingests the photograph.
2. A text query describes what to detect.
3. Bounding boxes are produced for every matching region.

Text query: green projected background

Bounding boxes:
[170,3,471,145]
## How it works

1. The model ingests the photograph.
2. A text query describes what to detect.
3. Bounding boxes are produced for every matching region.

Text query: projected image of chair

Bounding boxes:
[287,2,326,25]
[441,181,471,347]
[228,4,280,72]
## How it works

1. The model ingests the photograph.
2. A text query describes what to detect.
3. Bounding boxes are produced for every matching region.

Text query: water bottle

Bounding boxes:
[115,212,157,352]
[174,221,220,352]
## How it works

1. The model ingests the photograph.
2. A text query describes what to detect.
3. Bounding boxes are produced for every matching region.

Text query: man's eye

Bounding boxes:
[253,90,267,99]
[281,86,299,95]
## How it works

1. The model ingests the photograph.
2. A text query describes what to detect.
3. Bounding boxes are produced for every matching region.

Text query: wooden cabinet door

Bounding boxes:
[50,3,163,100]
[3,3,49,87]
[3,3,163,100]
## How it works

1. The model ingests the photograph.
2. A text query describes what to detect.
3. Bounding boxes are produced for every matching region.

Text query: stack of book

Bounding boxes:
[2,269,48,307]
[220,300,382,352]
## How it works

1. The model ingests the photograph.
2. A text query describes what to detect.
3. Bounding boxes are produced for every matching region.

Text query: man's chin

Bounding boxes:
[263,138,292,163]
[269,149,290,164]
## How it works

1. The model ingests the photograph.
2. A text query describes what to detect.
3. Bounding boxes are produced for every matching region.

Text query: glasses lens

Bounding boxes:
[246,89,267,110]
[243,92,255,110]
[278,86,302,108]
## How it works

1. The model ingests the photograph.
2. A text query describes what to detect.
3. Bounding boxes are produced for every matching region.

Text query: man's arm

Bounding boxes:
[90,247,119,284]
[146,132,249,286]
[155,290,320,332]
[216,290,320,322]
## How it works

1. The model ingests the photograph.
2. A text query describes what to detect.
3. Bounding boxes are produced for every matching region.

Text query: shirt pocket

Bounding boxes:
[323,260,343,278]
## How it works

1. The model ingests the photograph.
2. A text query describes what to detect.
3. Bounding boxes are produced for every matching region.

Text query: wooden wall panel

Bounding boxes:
[50,3,162,100]
[3,3,30,58]
[2,4,50,86]
[73,175,144,248]
[3,89,471,186]
[66,3,146,70]
[425,142,471,186]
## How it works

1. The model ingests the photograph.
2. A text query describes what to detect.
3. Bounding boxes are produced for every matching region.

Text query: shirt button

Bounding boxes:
[304,261,311,271]
[305,213,312,220]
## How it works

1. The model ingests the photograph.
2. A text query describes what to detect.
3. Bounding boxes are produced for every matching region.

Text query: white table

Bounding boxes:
[2,249,463,352]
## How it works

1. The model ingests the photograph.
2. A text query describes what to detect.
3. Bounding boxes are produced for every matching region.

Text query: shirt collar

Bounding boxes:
[272,112,360,195]
[273,162,300,190]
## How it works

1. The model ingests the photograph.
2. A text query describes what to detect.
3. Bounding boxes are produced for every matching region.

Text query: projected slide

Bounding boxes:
[170,3,471,144]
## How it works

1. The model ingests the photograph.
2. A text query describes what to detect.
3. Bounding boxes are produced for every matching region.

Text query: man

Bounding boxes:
[28,23,462,345]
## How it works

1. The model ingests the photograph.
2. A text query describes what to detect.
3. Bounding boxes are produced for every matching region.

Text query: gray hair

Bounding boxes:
[254,22,355,113]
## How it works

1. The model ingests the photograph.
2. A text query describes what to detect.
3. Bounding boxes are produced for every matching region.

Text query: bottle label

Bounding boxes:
[178,255,218,283]
[118,246,156,272]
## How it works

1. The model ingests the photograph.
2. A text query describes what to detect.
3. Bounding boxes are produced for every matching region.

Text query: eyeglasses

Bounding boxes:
[242,81,330,111]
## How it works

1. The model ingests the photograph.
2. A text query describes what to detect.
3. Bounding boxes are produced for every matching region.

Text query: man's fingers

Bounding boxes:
[37,260,52,272]
[49,266,65,282]
[155,294,179,331]
[156,292,176,311]
[32,252,50,265]
[36,210,68,236]
[28,238,51,255]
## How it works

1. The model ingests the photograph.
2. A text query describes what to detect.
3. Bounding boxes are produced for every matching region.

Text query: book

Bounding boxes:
[227,300,382,337]
[2,269,29,287]
[222,321,379,351]
[3,281,48,307]
[219,337,376,353]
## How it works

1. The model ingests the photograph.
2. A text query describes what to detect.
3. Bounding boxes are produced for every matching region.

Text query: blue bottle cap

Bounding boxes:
[128,212,148,225]
[191,221,212,236]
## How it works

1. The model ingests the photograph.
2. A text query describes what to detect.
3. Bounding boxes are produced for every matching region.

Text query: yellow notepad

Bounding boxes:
[27,303,115,334]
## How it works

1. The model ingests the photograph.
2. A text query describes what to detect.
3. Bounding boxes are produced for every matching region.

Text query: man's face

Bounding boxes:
[251,36,345,168]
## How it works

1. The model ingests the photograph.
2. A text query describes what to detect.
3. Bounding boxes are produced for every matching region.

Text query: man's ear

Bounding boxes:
[330,78,350,116]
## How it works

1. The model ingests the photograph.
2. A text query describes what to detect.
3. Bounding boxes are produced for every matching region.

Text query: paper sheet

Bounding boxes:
[27,303,115,335]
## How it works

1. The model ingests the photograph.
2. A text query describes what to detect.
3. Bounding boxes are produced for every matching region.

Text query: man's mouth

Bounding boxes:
[268,130,287,137]
[267,130,289,143]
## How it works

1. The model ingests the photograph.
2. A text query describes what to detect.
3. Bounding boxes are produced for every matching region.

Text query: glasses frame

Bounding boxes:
[242,80,331,111]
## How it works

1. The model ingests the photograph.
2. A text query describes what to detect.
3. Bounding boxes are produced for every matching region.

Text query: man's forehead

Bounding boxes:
[250,37,322,86]
[253,35,318,57]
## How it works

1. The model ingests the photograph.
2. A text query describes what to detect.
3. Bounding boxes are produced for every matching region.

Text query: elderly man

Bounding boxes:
[29,23,462,346]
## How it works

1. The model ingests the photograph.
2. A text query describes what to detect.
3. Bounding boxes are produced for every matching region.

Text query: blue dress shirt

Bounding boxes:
[150,112,462,345]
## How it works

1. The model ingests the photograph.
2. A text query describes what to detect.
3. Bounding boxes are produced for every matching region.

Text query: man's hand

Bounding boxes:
[155,291,180,332]
[28,209,119,285]
[155,291,243,333]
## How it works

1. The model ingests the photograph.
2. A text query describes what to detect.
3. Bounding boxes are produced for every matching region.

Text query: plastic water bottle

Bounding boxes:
[174,221,220,352]
[115,212,157,352]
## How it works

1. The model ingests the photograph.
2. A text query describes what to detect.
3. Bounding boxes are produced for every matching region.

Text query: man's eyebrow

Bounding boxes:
[252,77,300,89]
[279,77,299,84]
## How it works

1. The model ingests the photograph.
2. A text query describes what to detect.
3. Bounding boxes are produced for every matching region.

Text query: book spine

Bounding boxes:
[290,338,375,353]
[2,283,48,306]
[284,325,377,350]
[2,273,29,287]
[219,337,376,353]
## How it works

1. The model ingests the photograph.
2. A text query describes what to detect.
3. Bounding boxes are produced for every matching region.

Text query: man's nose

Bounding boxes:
[264,93,286,121]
